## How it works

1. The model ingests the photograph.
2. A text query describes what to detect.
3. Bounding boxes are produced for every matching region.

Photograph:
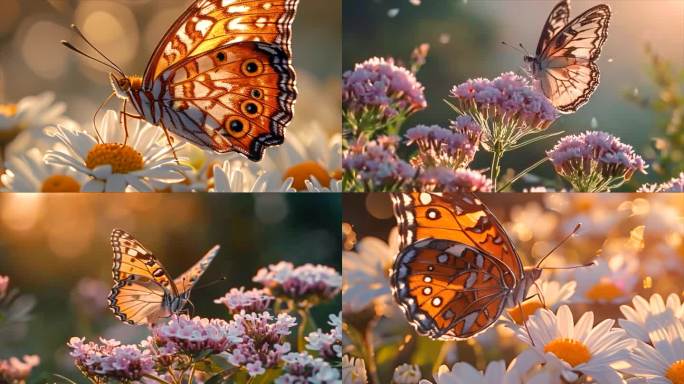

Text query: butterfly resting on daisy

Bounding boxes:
[390,192,592,340]
[62,0,298,161]
[107,229,220,326]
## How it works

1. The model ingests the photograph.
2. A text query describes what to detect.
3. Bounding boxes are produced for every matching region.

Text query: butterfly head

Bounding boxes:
[110,73,143,100]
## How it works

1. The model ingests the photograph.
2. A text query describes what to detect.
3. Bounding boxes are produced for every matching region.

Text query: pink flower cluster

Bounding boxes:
[224,312,297,377]
[0,355,39,384]
[416,167,493,192]
[450,115,483,148]
[214,287,274,315]
[405,124,478,169]
[305,312,342,360]
[253,261,342,303]
[343,135,416,190]
[0,276,8,300]
[67,337,154,382]
[638,172,684,192]
[546,131,647,187]
[275,352,340,384]
[152,315,242,356]
[343,57,426,119]
[450,72,559,132]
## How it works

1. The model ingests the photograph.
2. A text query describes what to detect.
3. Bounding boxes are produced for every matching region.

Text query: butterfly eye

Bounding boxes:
[241,100,263,118]
[250,89,263,99]
[241,59,263,76]
[224,116,250,138]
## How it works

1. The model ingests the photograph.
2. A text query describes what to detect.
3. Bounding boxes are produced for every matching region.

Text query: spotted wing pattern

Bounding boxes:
[174,245,221,294]
[534,2,611,112]
[140,0,298,160]
[390,238,512,340]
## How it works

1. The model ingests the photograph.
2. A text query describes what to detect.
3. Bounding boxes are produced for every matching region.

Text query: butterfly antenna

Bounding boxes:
[518,43,531,56]
[68,24,125,76]
[61,40,124,76]
[501,41,526,55]
[194,276,229,291]
[535,223,581,269]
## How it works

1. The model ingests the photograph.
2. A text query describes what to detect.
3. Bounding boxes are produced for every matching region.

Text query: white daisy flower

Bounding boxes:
[44,110,189,192]
[305,177,342,192]
[210,160,294,192]
[619,293,684,342]
[393,363,421,384]
[0,92,74,155]
[516,305,634,384]
[1,147,87,192]
[259,122,341,191]
[342,355,368,384]
[623,320,684,383]
[342,228,399,314]
[505,279,577,325]
[420,351,552,384]
[572,253,639,304]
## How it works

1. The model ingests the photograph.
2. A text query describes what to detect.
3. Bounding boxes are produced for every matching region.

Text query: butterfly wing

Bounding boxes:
[142,0,298,160]
[156,41,295,160]
[534,4,611,112]
[391,192,523,288]
[391,238,511,340]
[108,275,169,325]
[173,245,220,294]
[535,0,570,56]
[109,229,178,325]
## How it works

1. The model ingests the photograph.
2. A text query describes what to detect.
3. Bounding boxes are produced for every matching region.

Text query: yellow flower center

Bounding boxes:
[0,104,17,117]
[41,175,80,192]
[666,360,684,384]
[507,300,544,324]
[544,338,592,367]
[585,281,623,302]
[85,143,144,174]
[283,160,330,190]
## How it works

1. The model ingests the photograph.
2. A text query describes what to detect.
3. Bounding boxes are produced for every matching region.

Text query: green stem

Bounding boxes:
[364,326,381,384]
[297,308,311,352]
[187,363,196,384]
[490,148,503,190]
[432,341,454,373]
[497,157,549,192]
[508,130,565,151]
[143,374,174,384]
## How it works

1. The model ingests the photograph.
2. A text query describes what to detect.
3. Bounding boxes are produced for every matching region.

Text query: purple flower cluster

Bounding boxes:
[343,135,416,190]
[224,312,297,377]
[275,352,340,384]
[405,124,478,169]
[638,172,684,192]
[305,312,342,360]
[546,131,647,191]
[450,72,559,136]
[152,315,242,356]
[253,262,342,304]
[343,57,426,120]
[416,167,493,192]
[0,275,8,300]
[0,355,39,384]
[67,337,154,383]
[450,115,483,148]
[214,287,274,315]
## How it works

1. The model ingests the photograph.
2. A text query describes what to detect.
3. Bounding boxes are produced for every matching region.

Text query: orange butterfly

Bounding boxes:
[63,0,298,161]
[390,192,584,340]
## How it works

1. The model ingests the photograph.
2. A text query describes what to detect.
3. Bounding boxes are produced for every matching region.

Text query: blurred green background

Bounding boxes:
[0,193,341,382]
[343,0,684,185]
[0,0,341,138]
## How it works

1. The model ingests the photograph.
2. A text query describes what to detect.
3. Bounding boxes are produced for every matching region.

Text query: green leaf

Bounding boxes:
[253,368,284,384]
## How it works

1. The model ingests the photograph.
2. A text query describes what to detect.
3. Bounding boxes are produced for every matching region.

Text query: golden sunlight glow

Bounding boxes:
[0,104,17,117]
[85,143,144,174]
[544,338,591,367]
[585,280,624,302]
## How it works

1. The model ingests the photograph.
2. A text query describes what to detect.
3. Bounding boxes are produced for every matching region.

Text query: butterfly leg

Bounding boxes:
[531,281,547,308]
[158,120,180,163]
[119,100,143,148]
[517,300,536,347]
